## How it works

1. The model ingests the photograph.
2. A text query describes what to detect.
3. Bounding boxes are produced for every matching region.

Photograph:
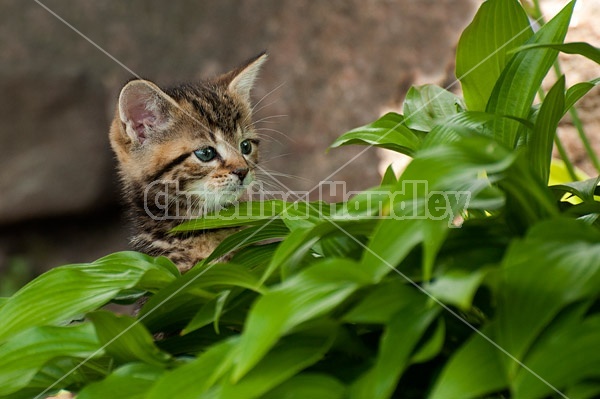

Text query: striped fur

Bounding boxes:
[110,53,267,272]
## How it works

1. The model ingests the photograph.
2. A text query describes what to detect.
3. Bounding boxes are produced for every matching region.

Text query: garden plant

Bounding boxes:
[1,0,600,398]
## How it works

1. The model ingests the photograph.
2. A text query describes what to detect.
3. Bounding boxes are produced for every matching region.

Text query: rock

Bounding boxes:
[0,72,114,224]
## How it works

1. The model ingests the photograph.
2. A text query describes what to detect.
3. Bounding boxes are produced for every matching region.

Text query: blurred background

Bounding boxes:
[1,0,598,292]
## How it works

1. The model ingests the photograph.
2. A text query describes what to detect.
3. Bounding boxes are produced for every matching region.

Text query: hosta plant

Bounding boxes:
[1,0,600,398]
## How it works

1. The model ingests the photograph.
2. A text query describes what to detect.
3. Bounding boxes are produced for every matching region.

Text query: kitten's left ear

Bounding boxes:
[223,52,268,103]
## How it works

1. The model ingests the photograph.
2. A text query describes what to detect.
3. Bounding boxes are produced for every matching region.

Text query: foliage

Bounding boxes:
[1,1,600,398]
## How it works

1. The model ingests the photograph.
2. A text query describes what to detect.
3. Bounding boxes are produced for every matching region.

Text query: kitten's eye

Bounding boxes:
[240,139,252,155]
[194,146,217,162]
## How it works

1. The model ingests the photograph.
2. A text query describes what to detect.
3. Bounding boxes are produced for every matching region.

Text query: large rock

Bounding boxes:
[0,72,114,223]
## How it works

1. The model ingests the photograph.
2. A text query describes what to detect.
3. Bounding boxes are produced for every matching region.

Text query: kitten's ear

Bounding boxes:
[224,52,268,103]
[118,80,173,145]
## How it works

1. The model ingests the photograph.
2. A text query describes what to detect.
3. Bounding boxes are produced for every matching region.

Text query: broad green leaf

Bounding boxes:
[262,373,346,399]
[424,268,489,311]
[456,0,532,111]
[88,311,171,367]
[171,200,286,232]
[330,112,423,156]
[350,302,440,399]
[233,258,371,381]
[261,222,335,284]
[381,164,397,186]
[513,312,600,399]
[17,358,106,399]
[342,280,422,324]
[217,326,336,398]
[421,111,533,150]
[181,290,231,335]
[0,323,100,396]
[404,84,464,131]
[363,136,517,281]
[528,75,565,184]
[0,252,175,342]
[201,220,288,266]
[77,363,164,399]
[512,42,600,65]
[411,319,445,364]
[495,219,600,376]
[550,176,600,203]
[229,242,280,269]
[565,78,600,111]
[281,200,334,231]
[566,381,600,399]
[140,262,264,332]
[429,326,507,399]
[486,1,575,148]
[147,338,237,399]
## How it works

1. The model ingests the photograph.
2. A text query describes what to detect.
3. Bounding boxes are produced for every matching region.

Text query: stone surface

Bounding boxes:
[0,0,477,275]
[0,72,114,223]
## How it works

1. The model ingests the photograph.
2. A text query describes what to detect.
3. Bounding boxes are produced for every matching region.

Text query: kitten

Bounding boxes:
[109,53,267,272]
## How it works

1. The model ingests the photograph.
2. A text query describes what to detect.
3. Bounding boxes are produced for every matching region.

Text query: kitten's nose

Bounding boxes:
[231,168,249,181]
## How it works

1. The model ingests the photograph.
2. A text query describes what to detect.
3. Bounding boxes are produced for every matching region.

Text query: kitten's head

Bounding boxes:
[110,53,267,218]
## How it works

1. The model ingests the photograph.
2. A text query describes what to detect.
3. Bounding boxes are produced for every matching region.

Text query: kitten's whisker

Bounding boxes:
[254,128,295,143]
[260,152,293,163]
[258,170,309,182]
[252,114,288,125]
[250,82,286,115]
[254,134,285,147]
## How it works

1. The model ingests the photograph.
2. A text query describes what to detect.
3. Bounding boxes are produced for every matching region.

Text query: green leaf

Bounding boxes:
[201,220,289,266]
[171,200,286,232]
[411,319,445,364]
[0,323,100,396]
[363,136,517,282]
[512,42,600,65]
[181,290,231,335]
[456,0,532,111]
[550,176,600,203]
[381,164,397,186]
[429,325,507,399]
[404,85,464,131]
[495,219,600,376]
[266,223,332,282]
[528,75,565,184]
[230,243,279,274]
[330,112,423,156]
[140,262,265,332]
[350,301,440,399]
[342,280,423,324]
[262,373,346,399]
[424,268,489,311]
[146,338,237,399]
[218,326,336,399]
[421,111,533,150]
[234,258,371,381]
[486,1,575,148]
[565,78,600,111]
[148,327,336,399]
[0,252,175,342]
[566,381,600,399]
[513,313,600,399]
[77,363,165,399]
[88,311,171,367]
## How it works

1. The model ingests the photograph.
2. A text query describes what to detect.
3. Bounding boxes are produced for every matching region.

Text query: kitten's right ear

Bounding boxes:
[118,80,173,145]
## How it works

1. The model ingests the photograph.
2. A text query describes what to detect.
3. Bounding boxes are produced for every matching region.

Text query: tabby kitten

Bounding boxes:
[110,53,267,272]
